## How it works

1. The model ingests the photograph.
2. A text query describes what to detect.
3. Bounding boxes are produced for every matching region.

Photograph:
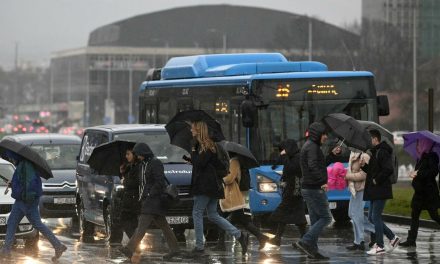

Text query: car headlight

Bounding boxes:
[18,224,33,232]
[257,175,278,193]
[115,184,124,192]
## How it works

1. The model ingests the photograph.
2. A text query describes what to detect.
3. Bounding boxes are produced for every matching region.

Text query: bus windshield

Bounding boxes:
[251,77,376,164]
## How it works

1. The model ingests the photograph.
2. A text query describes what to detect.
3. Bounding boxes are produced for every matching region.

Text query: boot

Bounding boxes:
[268,224,285,246]
[399,230,417,247]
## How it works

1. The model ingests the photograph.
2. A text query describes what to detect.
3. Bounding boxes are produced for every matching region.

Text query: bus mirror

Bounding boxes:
[241,99,257,127]
[377,95,390,116]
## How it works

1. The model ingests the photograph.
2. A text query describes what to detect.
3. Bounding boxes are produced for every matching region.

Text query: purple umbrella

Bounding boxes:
[402,130,440,160]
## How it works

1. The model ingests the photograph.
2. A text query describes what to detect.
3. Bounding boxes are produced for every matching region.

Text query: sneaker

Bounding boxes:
[367,244,386,255]
[295,240,317,258]
[237,232,249,254]
[119,246,133,259]
[388,236,400,252]
[52,244,67,261]
[163,250,182,260]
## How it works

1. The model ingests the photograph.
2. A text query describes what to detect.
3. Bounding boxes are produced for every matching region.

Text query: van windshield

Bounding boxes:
[0,162,15,186]
[30,144,81,170]
[114,131,189,164]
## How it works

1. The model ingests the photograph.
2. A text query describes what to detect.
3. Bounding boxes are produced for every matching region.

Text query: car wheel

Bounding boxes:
[24,232,39,251]
[104,204,122,244]
[79,201,95,241]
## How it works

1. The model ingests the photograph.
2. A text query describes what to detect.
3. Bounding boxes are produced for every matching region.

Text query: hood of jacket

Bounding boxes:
[308,122,327,145]
[375,141,393,154]
[133,142,154,159]
[280,139,299,157]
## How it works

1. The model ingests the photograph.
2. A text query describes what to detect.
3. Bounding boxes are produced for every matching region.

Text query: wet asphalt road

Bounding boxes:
[1,218,439,264]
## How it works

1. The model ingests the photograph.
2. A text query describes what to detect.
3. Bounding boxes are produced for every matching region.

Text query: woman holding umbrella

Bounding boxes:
[269,139,307,247]
[399,136,440,247]
[189,121,249,257]
[118,147,141,238]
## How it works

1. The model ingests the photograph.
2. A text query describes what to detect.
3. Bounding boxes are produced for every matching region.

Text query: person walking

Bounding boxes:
[189,121,249,257]
[295,122,332,260]
[118,147,141,238]
[119,143,181,261]
[213,152,269,251]
[399,138,440,247]
[345,151,375,251]
[363,129,400,255]
[269,139,307,247]
[0,151,67,261]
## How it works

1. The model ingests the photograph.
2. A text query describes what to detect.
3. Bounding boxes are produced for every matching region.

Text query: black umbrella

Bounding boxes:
[0,139,53,179]
[87,140,136,176]
[165,110,225,152]
[218,141,259,169]
[322,113,372,151]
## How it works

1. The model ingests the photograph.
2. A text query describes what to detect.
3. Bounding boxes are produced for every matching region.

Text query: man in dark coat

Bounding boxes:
[119,143,181,261]
[295,122,332,260]
[399,139,440,247]
[269,139,307,247]
[363,129,400,255]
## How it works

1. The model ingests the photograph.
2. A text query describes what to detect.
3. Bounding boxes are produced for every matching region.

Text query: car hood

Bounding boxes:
[42,169,76,188]
[163,164,192,186]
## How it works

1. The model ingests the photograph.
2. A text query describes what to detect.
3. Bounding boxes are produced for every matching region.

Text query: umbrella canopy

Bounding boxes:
[322,113,372,151]
[0,139,53,179]
[218,141,259,169]
[403,131,440,160]
[165,110,225,152]
[87,140,136,176]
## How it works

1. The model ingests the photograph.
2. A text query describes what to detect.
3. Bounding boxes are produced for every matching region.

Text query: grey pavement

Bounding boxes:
[0,218,439,263]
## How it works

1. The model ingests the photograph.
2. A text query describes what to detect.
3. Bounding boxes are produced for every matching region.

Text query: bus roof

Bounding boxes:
[139,53,374,91]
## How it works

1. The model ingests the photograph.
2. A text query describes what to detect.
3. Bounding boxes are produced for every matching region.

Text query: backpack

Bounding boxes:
[376,148,399,184]
[238,168,251,191]
[214,143,230,179]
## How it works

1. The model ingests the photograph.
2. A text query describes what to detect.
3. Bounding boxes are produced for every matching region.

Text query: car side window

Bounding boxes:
[79,131,109,163]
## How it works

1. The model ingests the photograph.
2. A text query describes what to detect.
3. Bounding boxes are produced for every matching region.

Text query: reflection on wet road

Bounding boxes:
[1,218,439,263]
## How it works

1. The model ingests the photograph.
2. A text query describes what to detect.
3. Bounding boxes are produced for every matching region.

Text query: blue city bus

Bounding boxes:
[138,53,390,223]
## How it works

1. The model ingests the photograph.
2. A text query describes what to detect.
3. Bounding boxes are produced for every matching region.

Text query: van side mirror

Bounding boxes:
[240,99,257,128]
[377,95,390,116]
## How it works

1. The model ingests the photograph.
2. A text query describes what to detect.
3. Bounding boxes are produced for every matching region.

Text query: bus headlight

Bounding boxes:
[257,175,278,193]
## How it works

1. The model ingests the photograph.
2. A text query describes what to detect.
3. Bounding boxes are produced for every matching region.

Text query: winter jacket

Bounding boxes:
[300,122,328,189]
[363,141,394,201]
[190,145,224,199]
[411,152,440,210]
[345,152,370,196]
[134,143,167,216]
[220,157,246,212]
[120,162,141,214]
[11,160,42,203]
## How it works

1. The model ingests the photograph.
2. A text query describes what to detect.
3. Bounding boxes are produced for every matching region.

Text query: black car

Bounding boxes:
[75,124,194,243]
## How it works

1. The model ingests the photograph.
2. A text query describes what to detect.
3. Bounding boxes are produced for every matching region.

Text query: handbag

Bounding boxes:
[162,177,180,207]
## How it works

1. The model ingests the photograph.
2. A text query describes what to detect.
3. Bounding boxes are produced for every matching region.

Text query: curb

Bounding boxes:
[383,214,440,229]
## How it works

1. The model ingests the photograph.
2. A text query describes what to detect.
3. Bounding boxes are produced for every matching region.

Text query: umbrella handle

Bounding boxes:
[4,187,9,195]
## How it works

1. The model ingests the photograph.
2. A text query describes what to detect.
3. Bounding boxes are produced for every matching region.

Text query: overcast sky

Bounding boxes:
[0,0,361,69]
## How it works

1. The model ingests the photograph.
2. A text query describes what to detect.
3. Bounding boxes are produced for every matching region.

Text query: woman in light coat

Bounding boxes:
[345,151,375,251]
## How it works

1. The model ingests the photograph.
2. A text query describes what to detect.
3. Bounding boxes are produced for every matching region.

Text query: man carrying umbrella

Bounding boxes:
[399,131,440,247]
[0,147,67,261]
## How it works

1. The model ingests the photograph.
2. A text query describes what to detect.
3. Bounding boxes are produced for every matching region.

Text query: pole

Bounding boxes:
[107,56,111,100]
[67,61,71,103]
[128,60,133,123]
[49,63,54,129]
[14,42,19,110]
[308,18,312,61]
[428,88,434,132]
[85,65,90,127]
[165,41,169,62]
[413,1,418,131]
[222,34,227,54]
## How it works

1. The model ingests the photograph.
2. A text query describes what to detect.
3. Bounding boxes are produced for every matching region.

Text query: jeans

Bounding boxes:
[193,195,241,250]
[2,198,62,253]
[300,189,332,250]
[368,199,395,248]
[127,214,179,253]
[348,191,375,244]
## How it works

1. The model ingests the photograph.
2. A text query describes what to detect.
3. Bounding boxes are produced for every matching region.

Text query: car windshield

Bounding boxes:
[0,162,15,186]
[30,144,80,170]
[114,131,189,163]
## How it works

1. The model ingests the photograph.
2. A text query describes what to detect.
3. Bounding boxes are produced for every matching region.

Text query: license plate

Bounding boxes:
[329,202,337,209]
[54,197,76,204]
[0,217,6,226]
[166,216,189,225]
